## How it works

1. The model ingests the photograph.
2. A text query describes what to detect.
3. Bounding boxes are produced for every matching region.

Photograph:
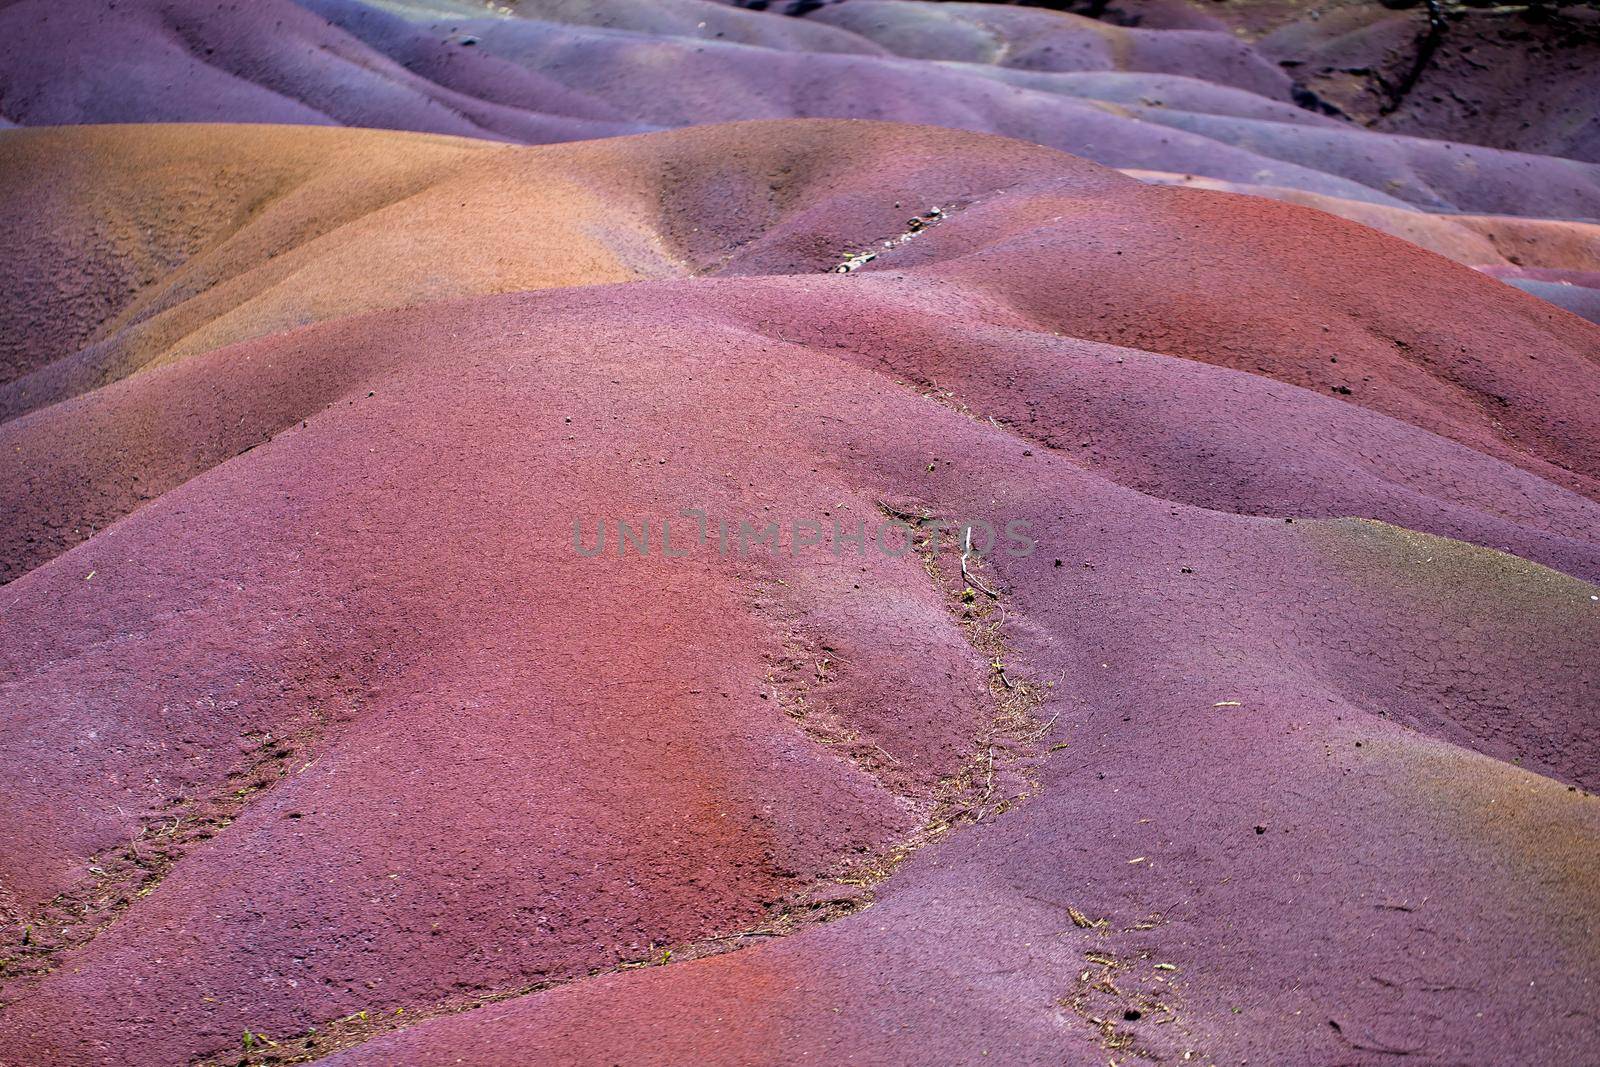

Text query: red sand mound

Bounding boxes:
[0,118,1597,1066]
[1130,170,1600,272]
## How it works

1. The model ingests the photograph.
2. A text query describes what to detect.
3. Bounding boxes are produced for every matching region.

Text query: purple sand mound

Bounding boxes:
[5,0,1600,224]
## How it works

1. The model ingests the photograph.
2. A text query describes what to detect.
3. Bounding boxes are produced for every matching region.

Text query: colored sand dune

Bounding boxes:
[0,2,1597,1065]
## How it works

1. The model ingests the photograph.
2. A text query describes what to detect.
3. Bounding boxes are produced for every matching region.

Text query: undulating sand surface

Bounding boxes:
[1,2,1597,1065]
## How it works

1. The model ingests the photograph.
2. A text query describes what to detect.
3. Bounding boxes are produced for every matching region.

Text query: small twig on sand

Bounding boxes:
[704,930,781,943]
[1018,714,1058,744]
[961,527,1000,599]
